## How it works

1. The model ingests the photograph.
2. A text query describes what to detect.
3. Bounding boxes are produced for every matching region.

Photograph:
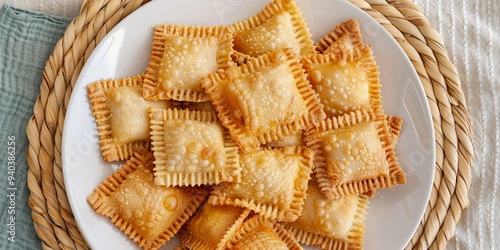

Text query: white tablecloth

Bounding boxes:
[1,0,497,249]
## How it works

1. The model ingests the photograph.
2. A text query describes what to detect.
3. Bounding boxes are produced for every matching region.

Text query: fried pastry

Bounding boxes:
[149,108,240,187]
[87,74,177,162]
[316,19,364,55]
[208,146,313,222]
[283,179,369,250]
[365,115,404,198]
[230,0,315,57]
[202,48,326,152]
[386,115,403,147]
[263,130,305,148]
[231,51,252,66]
[87,147,208,250]
[305,109,405,198]
[143,25,234,101]
[302,44,381,118]
[226,215,302,250]
[178,203,250,250]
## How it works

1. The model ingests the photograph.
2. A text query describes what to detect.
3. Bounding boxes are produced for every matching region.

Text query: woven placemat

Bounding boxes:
[25,0,473,249]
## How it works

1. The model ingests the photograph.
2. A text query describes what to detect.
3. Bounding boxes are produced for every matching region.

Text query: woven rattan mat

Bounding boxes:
[25,0,473,249]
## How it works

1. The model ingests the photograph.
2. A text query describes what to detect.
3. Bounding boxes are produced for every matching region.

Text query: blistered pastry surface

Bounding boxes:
[150,108,240,186]
[234,12,300,57]
[159,36,218,93]
[209,147,313,222]
[320,121,389,185]
[108,86,169,144]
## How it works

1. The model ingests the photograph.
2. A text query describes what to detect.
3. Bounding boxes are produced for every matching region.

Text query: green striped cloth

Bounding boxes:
[0,4,70,249]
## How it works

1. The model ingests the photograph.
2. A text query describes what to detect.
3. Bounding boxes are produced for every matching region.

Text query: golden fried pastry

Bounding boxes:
[226,215,302,250]
[230,0,315,57]
[87,74,177,162]
[364,115,404,198]
[143,25,234,102]
[305,109,405,199]
[386,115,403,146]
[178,203,250,250]
[231,51,252,66]
[87,147,208,250]
[316,19,364,55]
[263,130,305,148]
[208,146,313,222]
[149,108,240,187]
[283,179,369,250]
[202,48,326,152]
[302,45,381,118]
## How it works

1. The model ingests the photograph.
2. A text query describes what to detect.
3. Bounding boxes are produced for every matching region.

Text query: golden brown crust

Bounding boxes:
[231,51,253,66]
[86,74,177,162]
[305,109,405,198]
[282,179,369,250]
[202,48,326,152]
[87,147,208,250]
[386,115,403,146]
[143,25,234,101]
[302,45,381,118]
[208,146,313,222]
[178,203,250,250]
[230,0,315,58]
[361,115,404,198]
[263,130,305,148]
[226,215,302,250]
[149,108,240,187]
[316,19,364,54]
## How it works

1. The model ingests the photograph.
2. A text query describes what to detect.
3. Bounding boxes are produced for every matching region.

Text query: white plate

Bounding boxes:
[62,0,435,249]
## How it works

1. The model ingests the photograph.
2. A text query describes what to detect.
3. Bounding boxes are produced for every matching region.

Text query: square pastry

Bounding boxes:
[208,146,313,222]
[316,19,364,55]
[149,108,240,187]
[230,0,315,58]
[305,109,405,198]
[87,74,177,162]
[178,202,250,250]
[202,48,326,152]
[87,147,208,250]
[302,44,381,118]
[226,215,302,250]
[282,179,369,250]
[143,25,234,101]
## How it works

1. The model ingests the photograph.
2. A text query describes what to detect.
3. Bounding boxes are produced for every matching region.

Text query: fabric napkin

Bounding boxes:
[0,4,70,249]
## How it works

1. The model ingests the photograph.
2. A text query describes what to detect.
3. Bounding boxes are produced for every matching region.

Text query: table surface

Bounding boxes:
[0,0,498,249]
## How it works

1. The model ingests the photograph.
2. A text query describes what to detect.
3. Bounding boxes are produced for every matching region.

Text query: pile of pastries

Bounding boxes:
[86,0,406,249]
